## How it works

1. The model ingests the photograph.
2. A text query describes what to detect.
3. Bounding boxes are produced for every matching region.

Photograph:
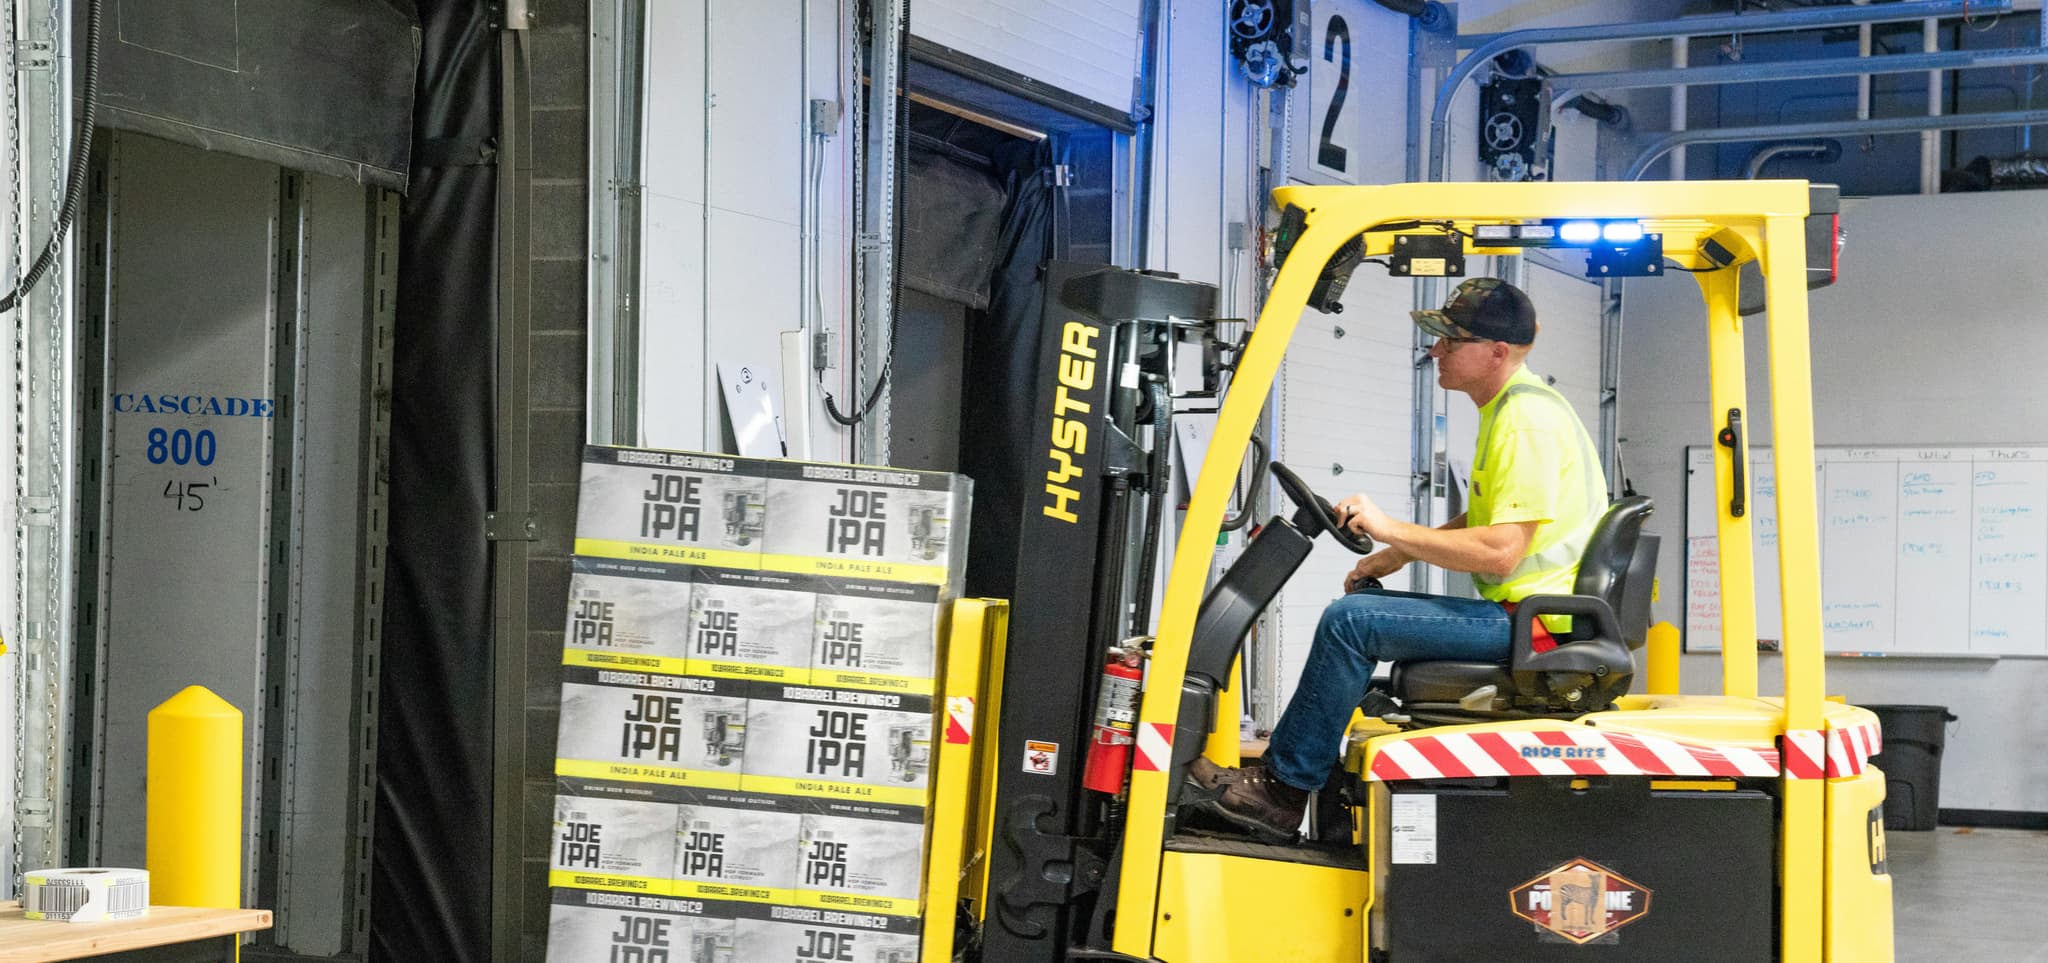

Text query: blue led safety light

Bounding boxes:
[1602,222,1645,243]
[1558,221,1601,243]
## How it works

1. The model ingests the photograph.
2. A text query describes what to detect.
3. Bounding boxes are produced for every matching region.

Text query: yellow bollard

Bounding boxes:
[147,685,242,909]
[1646,621,1681,695]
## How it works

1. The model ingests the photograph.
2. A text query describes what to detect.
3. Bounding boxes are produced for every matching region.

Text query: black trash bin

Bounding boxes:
[1865,704,1956,831]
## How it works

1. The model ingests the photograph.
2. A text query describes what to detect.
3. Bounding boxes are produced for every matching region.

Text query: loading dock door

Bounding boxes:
[79,130,387,957]
[89,0,420,187]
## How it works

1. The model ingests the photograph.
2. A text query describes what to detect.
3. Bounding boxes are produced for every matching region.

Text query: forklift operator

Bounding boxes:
[1195,276,1608,842]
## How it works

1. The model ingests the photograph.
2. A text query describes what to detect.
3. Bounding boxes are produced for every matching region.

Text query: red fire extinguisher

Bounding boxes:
[1082,647,1145,795]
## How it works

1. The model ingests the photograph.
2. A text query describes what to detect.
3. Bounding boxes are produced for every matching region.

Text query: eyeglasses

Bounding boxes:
[1428,335,1491,353]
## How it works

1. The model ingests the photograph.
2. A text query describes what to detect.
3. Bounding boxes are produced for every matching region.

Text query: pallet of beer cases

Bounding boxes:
[548,445,968,963]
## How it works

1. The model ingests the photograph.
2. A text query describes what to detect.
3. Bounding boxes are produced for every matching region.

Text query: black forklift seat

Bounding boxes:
[1390,496,1659,718]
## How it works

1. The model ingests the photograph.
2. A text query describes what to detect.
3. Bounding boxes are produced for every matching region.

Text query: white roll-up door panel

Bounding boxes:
[912,0,1140,113]
[1271,272,1417,714]
[1523,263,1603,430]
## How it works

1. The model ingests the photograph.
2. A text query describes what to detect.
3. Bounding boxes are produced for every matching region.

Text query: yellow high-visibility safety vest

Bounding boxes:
[1467,365,1606,607]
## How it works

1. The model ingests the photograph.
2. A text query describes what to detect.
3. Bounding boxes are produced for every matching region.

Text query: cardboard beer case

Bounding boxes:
[759,459,970,589]
[562,556,695,676]
[670,787,803,906]
[739,683,934,807]
[684,567,816,683]
[544,887,737,963]
[795,798,928,917]
[574,446,769,570]
[554,666,752,789]
[548,777,684,896]
[732,907,922,963]
[809,577,943,696]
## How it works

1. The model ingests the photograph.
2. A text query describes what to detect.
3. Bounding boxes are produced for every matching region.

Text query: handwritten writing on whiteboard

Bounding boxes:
[1968,462,2048,648]
[1684,536,1722,650]
[1820,460,1897,650]
[1689,445,2048,656]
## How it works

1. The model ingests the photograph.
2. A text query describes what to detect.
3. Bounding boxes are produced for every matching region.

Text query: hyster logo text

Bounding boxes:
[1042,322,1099,523]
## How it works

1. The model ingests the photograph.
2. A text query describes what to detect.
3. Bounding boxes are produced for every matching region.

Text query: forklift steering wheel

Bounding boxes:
[1269,461,1376,555]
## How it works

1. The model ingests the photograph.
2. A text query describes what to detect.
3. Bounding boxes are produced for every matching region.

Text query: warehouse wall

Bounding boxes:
[520,1,592,958]
[1621,189,2048,815]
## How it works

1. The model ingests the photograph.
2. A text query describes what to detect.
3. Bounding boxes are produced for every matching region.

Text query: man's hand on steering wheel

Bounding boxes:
[1332,491,1392,541]
[1267,461,1375,555]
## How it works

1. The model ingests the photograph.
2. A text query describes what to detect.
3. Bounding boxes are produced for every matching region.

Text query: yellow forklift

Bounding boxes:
[923,180,1893,962]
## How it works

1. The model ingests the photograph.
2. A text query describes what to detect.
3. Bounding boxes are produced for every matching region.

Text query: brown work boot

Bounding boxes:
[1185,756,1233,793]
[1197,765,1310,844]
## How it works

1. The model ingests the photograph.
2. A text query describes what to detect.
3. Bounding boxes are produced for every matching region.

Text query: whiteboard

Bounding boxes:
[1684,445,2048,656]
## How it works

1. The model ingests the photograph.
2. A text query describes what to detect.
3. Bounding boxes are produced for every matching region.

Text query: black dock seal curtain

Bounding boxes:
[960,138,1062,600]
[89,0,418,188]
[373,0,497,959]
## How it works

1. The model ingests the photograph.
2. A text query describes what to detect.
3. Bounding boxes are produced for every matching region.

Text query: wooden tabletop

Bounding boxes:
[0,901,271,963]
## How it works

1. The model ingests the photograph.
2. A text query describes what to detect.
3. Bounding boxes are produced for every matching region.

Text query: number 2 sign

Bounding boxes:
[1315,14,1352,174]
[1294,0,1406,186]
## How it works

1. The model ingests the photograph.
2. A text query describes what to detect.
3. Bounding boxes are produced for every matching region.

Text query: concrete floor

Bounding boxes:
[1891,827,2048,960]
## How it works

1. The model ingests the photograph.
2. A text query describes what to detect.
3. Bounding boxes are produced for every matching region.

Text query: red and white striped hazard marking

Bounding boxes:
[1781,729,1826,780]
[1367,727,1780,782]
[944,696,974,745]
[1133,723,1173,772]
[1824,721,1883,778]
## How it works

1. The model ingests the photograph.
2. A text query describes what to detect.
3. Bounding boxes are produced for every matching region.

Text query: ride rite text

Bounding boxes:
[824,488,888,556]
[640,472,703,540]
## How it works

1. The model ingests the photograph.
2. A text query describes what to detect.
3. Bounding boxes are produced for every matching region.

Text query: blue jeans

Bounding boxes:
[1264,588,1512,790]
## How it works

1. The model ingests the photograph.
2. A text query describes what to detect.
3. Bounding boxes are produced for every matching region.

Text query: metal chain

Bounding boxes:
[39,0,67,877]
[8,0,27,894]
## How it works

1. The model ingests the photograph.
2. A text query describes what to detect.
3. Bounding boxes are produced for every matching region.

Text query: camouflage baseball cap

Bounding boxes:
[1410,277,1537,345]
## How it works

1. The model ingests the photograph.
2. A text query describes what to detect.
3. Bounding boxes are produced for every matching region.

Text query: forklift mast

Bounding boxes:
[977,262,1218,960]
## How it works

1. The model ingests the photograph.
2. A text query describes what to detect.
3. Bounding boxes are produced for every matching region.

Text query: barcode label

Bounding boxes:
[108,880,148,914]
[25,874,150,921]
[27,883,88,916]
